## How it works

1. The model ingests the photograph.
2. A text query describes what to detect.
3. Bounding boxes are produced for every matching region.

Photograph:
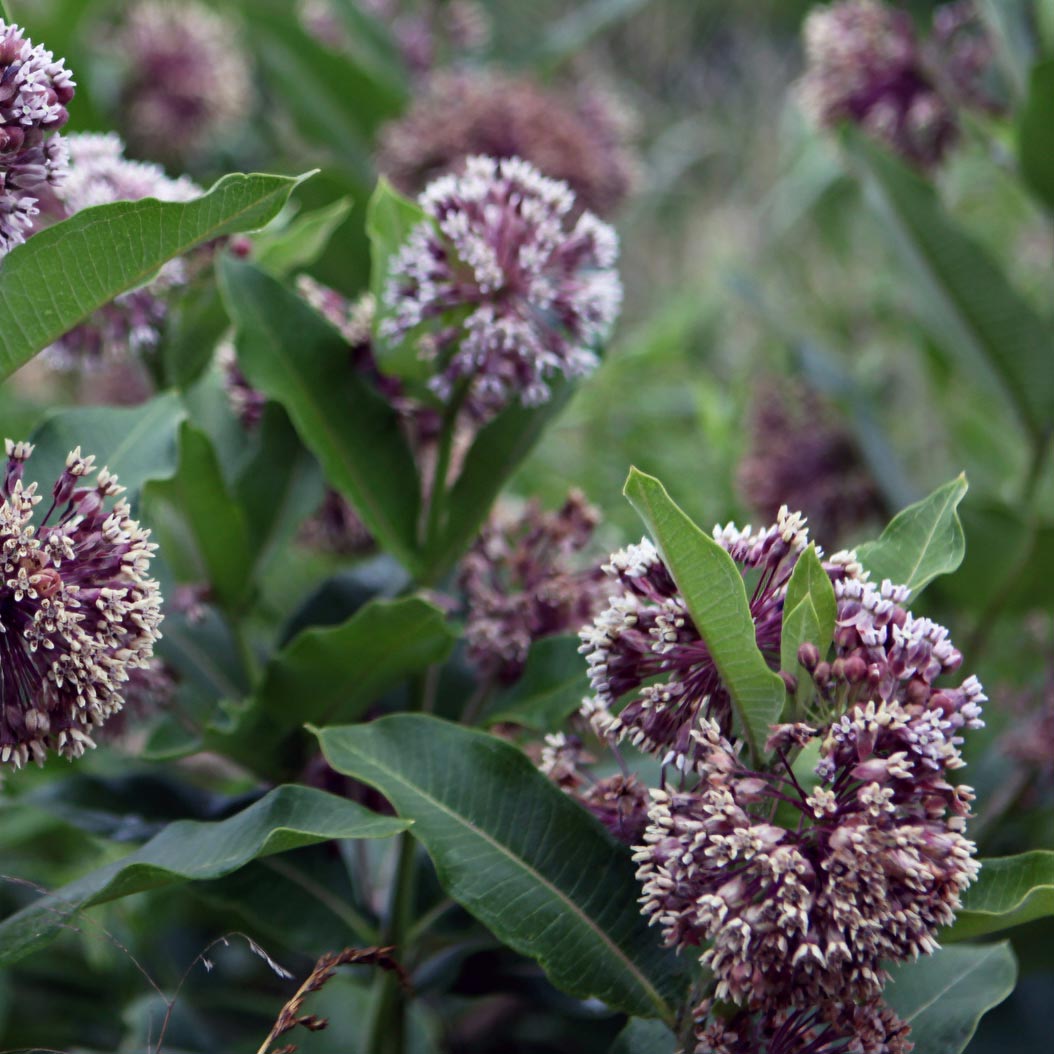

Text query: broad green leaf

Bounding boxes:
[485,636,589,731]
[427,382,575,581]
[885,942,1017,1054]
[155,422,254,611]
[945,851,1054,941]
[161,279,230,388]
[855,475,968,596]
[609,1019,676,1054]
[845,132,1054,437]
[779,543,836,692]
[367,178,430,381]
[218,256,423,574]
[1017,60,1054,210]
[623,468,786,763]
[213,597,457,773]
[316,715,689,1021]
[254,197,354,277]
[0,786,408,967]
[0,172,310,381]
[28,393,185,501]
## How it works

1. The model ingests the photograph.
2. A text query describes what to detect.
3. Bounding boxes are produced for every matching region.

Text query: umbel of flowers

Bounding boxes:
[0,440,163,769]
[566,504,984,1052]
[0,19,75,254]
[381,155,622,420]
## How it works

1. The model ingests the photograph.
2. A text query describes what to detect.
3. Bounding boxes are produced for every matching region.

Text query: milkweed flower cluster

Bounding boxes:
[566,505,984,1050]
[738,379,884,544]
[460,490,606,683]
[41,133,201,368]
[800,0,957,168]
[0,440,163,769]
[114,0,251,163]
[377,70,637,218]
[381,155,621,418]
[0,20,74,255]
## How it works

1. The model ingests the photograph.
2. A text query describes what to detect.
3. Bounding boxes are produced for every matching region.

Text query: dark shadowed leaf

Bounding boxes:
[316,715,690,1021]
[218,256,423,573]
[945,852,1054,941]
[623,468,786,763]
[485,636,590,731]
[1017,60,1054,209]
[855,475,968,596]
[884,942,1016,1054]
[0,786,408,967]
[609,1018,677,1054]
[28,393,185,501]
[0,172,310,380]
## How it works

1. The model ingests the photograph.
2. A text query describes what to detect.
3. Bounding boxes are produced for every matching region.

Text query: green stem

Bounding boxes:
[0,4,11,24]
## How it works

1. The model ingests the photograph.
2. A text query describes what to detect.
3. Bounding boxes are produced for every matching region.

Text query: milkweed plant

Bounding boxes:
[0,2,1049,1053]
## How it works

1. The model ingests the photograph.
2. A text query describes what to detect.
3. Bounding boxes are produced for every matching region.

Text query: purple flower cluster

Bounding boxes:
[41,133,201,368]
[0,20,74,255]
[800,0,957,168]
[115,0,251,162]
[460,490,606,683]
[0,440,163,769]
[382,156,621,418]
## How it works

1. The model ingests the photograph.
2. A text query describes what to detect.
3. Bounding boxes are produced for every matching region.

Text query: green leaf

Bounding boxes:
[0,171,311,381]
[779,543,836,693]
[944,851,1054,941]
[534,0,650,65]
[427,381,575,579]
[213,597,457,773]
[885,942,1017,1054]
[28,393,186,501]
[1018,60,1054,210]
[609,1019,676,1054]
[367,177,430,381]
[623,468,786,763]
[855,475,968,596]
[844,131,1054,437]
[0,786,408,967]
[254,197,354,277]
[161,279,230,389]
[316,715,689,1021]
[485,636,589,731]
[217,256,423,574]
[153,422,253,611]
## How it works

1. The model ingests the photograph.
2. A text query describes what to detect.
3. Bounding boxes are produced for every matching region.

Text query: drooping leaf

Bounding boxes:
[485,636,590,731]
[844,131,1054,437]
[153,421,254,611]
[28,393,185,501]
[316,715,689,1021]
[944,851,1054,941]
[609,1018,677,1054]
[0,172,310,380]
[217,256,423,574]
[623,468,786,763]
[884,942,1017,1054]
[0,786,408,967]
[254,197,354,277]
[426,381,575,581]
[779,543,836,698]
[855,475,968,596]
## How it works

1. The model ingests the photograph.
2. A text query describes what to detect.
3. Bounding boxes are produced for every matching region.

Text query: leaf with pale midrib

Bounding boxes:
[316,714,690,1021]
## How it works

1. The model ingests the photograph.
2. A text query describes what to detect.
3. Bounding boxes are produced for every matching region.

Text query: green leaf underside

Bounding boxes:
[0,171,311,381]
[945,851,1054,940]
[0,786,407,967]
[217,256,423,573]
[855,475,968,596]
[845,132,1054,436]
[485,636,589,730]
[885,942,1017,1054]
[28,393,186,500]
[316,715,688,1020]
[780,543,836,701]
[623,468,785,761]
[609,1017,677,1054]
